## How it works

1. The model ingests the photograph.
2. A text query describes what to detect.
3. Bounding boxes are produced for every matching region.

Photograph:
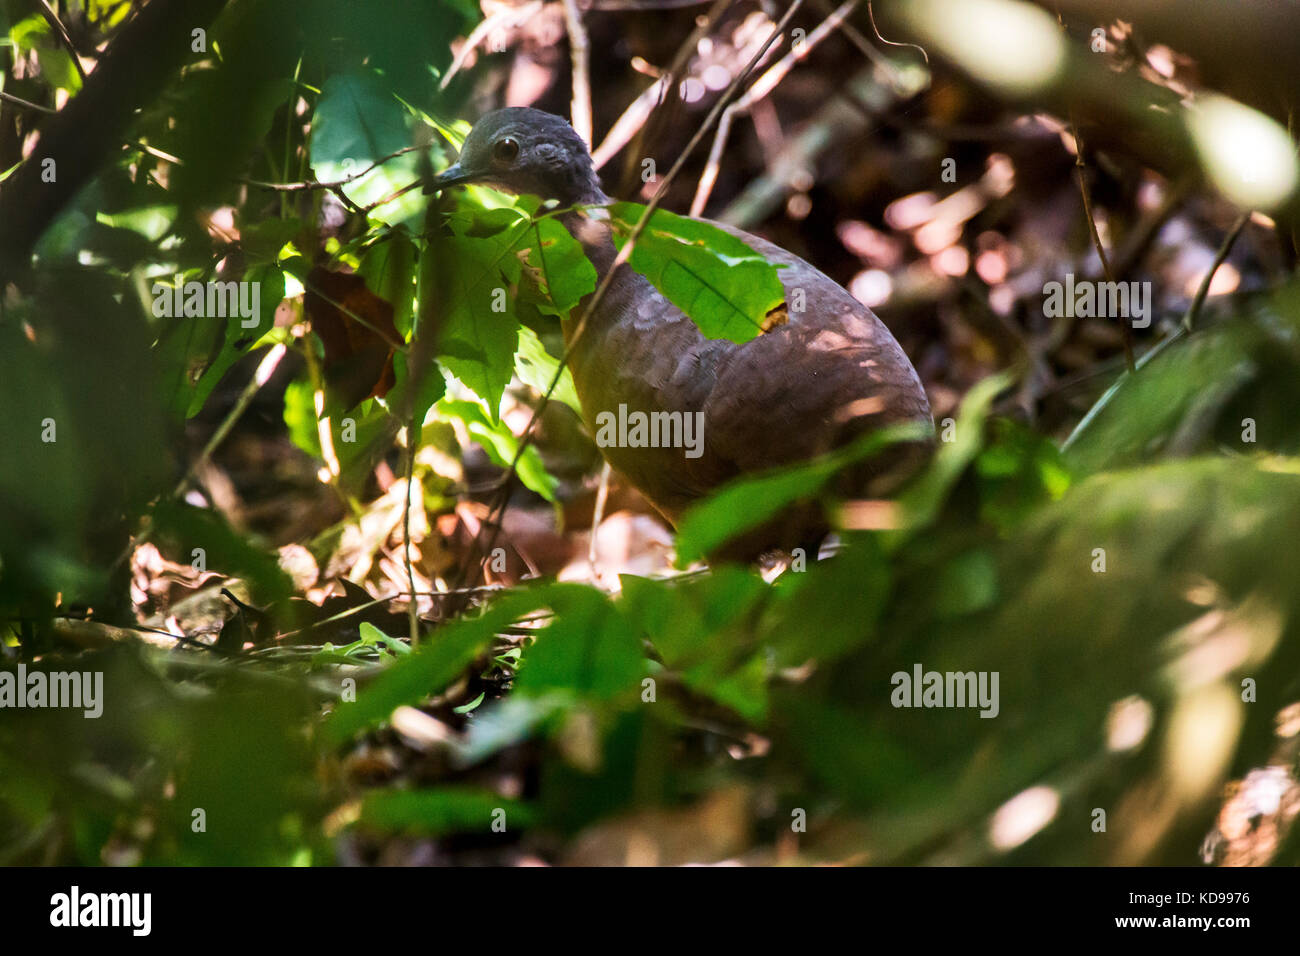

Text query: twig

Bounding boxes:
[810,0,891,72]
[1049,2,1133,370]
[1182,210,1250,333]
[173,344,288,499]
[241,146,418,193]
[403,425,420,646]
[588,460,612,574]
[359,177,424,214]
[439,0,544,90]
[691,0,859,216]
[454,0,808,595]
[1045,173,1193,356]
[592,77,668,169]
[38,0,88,84]
[866,0,928,64]
[561,0,593,146]
[124,140,183,165]
[0,0,232,284]
[615,0,734,194]
[0,90,56,114]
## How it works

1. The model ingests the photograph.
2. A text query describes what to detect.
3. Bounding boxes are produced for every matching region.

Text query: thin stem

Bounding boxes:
[173,344,288,499]
[0,90,56,114]
[38,0,88,84]
[1182,210,1250,333]
[561,0,593,146]
[242,146,418,193]
[692,0,859,215]
[403,425,420,647]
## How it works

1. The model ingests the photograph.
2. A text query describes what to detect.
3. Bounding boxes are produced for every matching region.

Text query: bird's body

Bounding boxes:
[431,108,933,557]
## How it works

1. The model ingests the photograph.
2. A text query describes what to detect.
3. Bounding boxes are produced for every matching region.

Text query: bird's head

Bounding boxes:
[427,107,606,206]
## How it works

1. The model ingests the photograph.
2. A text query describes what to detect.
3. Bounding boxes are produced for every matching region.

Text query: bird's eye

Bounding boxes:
[493,137,520,163]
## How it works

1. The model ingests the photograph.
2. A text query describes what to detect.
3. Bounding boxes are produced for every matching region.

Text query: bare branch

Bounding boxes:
[38,0,88,84]
[1183,211,1251,333]
[692,0,860,216]
[561,0,594,146]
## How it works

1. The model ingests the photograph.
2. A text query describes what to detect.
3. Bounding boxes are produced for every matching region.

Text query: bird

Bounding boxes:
[428,107,933,560]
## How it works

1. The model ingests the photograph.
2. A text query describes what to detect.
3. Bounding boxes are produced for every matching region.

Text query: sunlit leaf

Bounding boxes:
[607,202,784,344]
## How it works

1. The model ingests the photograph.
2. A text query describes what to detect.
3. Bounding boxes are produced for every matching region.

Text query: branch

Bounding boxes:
[241,146,419,193]
[1182,211,1251,333]
[0,0,230,285]
[37,0,88,84]
[0,90,57,114]
[691,0,860,216]
[561,0,593,146]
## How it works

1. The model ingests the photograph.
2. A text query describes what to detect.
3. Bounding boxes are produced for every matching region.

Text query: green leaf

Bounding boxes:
[358,787,534,835]
[359,230,417,337]
[458,693,573,765]
[1060,317,1293,475]
[309,71,421,220]
[892,372,1010,538]
[322,585,598,744]
[519,218,597,318]
[240,218,304,266]
[619,568,771,720]
[439,398,557,502]
[514,325,581,414]
[512,586,644,700]
[284,381,402,491]
[184,265,285,418]
[323,594,527,745]
[607,202,784,344]
[9,15,81,94]
[436,229,529,418]
[674,421,931,565]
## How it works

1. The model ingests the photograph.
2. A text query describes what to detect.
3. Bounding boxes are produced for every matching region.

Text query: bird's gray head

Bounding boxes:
[427,107,606,206]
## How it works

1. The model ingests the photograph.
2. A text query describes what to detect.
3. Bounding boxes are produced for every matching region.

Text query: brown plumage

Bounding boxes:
[430,108,933,558]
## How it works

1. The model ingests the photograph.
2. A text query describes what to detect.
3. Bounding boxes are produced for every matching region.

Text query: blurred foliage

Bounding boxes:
[2,0,1300,867]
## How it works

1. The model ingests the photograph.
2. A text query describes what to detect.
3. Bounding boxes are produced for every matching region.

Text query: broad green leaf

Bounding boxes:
[309,71,421,220]
[619,568,771,719]
[511,585,644,700]
[674,421,931,565]
[9,15,81,93]
[607,202,784,344]
[359,788,535,834]
[519,217,597,318]
[284,381,400,490]
[458,693,573,765]
[439,398,557,501]
[184,265,286,418]
[322,585,594,744]
[436,227,529,419]
[240,218,305,266]
[892,372,1010,538]
[359,229,418,336]
[514,325,580,414]
[1062,323,1265,475]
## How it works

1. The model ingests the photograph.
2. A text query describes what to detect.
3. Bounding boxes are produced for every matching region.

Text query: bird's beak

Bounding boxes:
[424,162,476,193]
